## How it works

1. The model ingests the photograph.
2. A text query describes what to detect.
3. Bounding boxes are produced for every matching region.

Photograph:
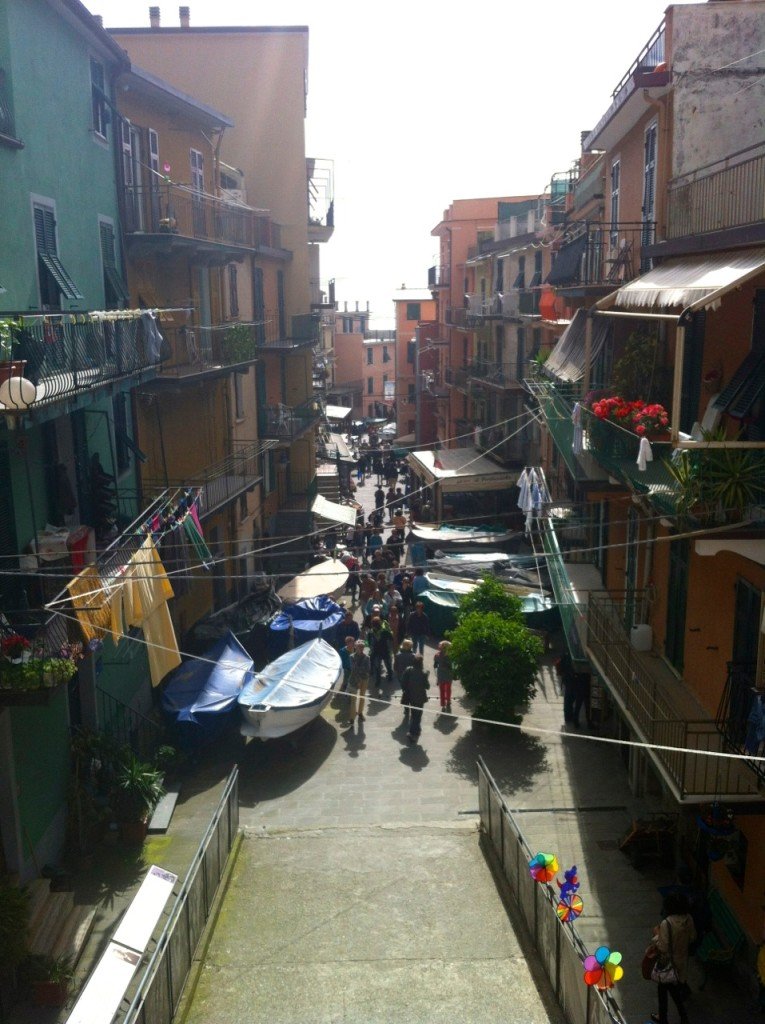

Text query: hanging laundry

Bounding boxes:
[67,565,113,642]
[183,514,213,568]
[572,402,584,456]
[636,436,653,472]
[124,536,181,687]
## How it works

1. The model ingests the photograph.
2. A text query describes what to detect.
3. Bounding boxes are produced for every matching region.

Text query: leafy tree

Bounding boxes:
[448,610,542,724]
[457,577,524,623]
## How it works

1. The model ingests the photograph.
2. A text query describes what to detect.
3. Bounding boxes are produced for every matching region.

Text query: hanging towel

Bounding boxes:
[183,515,213,568]
[637,436,653,472]
[127,536,181,687]
[572,402,584,456]
[67,565,112,642]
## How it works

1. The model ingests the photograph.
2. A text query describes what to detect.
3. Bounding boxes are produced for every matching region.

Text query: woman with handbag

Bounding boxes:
[649,892,696,1024]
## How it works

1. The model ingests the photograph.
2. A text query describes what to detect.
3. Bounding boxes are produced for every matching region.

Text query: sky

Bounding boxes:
[88,0,698,327]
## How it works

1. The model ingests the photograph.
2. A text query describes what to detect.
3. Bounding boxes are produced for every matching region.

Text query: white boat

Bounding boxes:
[277,558,349,603]
[238,638,343,740]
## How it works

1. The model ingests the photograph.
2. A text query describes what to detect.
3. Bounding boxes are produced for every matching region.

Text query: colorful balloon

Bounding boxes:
[556,894,584,923]
[528,852,559,883]
[583,946,623,989]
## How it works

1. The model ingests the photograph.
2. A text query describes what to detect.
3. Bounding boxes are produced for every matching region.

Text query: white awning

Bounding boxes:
[407,446,516,493]
[543,308,612,383]
[311,493,357,527]
[596,247,765,315]
[325,404,352,420]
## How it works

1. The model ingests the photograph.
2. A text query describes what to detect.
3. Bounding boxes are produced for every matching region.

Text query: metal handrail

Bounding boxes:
[121,766,240,1024]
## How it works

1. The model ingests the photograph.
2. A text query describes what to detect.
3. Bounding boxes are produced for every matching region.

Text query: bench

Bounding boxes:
[696,889,745,983]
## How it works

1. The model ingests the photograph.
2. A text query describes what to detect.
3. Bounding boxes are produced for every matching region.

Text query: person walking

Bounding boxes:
[339,607,360,644]
[648,892,696,1024]
[367,615,393,693]
[387,603,403,653]
[346,639,371,727]
[394,637,415,690]
[400,653,430,742]
[406,601,430,655]
[373,451,384,486]
[339,635,355,690]
[434,639,454,712]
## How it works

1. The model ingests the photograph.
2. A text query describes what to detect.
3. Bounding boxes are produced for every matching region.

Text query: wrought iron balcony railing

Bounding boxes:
[469,361,521,390]
[668,144,765,239]
[587,591,760,799]
[445,366,470,391]
[583,20,666,150]
[445,306,479,329]
[259,398,322,441]
[716,662,765,785]
[122,183,282,251]
[428,265,450,289]
[143,441,269,519]
[3,315,159,411]
[548,221,655,289]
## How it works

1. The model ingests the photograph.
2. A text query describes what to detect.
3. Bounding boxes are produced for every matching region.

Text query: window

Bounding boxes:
[190,148,204,192]
[33,202,83,309]
[148,129,160,174]
[642,123,658,245]
[277,270,286,338]
[512,256,525,290]
[407,340,416,364]
[408,383,416,402]
[383,346,390,363]
[406,302,421,321]
[610,159,621,247]
[529,250,543,288]
[239,493,248,523]
[0,67,18,142]
[263,450,276,493]
[234,371,245,419]
[366,347,373,365]
[227,264,239,318]
[252,266,265,344]
[90,59,109,139]
[112,393,131,475]
[516,328,526,380]
[99,220,128,308]
[367,376,374,395]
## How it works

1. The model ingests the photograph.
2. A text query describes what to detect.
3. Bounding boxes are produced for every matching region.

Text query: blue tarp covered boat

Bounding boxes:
[161,631,252,745]
[268,595,345,654]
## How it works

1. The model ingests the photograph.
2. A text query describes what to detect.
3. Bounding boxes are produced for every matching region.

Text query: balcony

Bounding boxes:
[667,144,765,241]
[259,398,322,442]
[2,314,159,415]
[587,591,760,801]
[147,322,262,382]
[468,360,520,391]
[143,441,274,519]
[121,183,284,258]
[0,614,71,705]
[307,158,334,243]
[583,20,667,152]
[465,293,503,320]
[445,366,470,392]
[547,222,654,292]
[445,306,479,330]
[716,663,765,785]
[256,312,321,351]
[428,265,450,289]
[572,155,605,213]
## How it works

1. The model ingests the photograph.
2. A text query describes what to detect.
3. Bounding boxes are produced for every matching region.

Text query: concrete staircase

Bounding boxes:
[26,877,97,965]
[315,463,341,503]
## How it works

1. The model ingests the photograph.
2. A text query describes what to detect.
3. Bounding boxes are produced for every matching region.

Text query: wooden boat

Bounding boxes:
[238,638,342,740]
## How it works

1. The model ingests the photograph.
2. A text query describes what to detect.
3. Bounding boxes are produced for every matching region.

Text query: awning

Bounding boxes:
[325,404,352,420]
[311,493,357,528]
[406,446,516,493]
[546,233,588,287]
[596,246,765,315]
[543,308,612,383]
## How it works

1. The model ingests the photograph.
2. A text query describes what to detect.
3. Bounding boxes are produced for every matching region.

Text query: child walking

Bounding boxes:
[434,640,454,713]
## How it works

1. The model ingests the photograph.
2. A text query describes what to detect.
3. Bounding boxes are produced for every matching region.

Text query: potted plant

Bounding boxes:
[0,317,25,384]
[20,954,74,1007]
[112,753,164,845]
[1,633,31,663]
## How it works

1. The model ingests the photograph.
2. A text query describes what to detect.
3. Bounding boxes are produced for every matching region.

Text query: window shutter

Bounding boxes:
[100,221,115,267]
[34,206,56,254]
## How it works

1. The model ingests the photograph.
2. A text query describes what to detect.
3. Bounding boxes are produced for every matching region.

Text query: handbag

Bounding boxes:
[650,920,678,985]
[641,944,657,981]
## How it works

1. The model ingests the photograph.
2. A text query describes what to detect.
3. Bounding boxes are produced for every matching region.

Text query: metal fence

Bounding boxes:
[477,757,627,1024]
[119,766,240,1024]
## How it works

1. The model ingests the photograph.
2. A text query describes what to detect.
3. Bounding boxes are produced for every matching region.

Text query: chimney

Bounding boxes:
[149,6,160,28]
[179,6,190,28]
[93,14,103,26]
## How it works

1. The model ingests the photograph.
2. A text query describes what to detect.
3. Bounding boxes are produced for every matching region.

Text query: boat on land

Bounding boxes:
[237,638,343,740]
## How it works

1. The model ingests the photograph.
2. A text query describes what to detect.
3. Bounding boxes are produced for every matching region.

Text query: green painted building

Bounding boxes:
[0,1,161,880]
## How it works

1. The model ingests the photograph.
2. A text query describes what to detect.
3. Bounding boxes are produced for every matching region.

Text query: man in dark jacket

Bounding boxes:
[406,601,430,655]
[367,615,393,692]
[401,654,430,742]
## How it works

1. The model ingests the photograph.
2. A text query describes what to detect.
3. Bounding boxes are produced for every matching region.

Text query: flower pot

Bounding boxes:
[118,818,149,845]
[0,360,26,386]
[33,980,70,1007]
